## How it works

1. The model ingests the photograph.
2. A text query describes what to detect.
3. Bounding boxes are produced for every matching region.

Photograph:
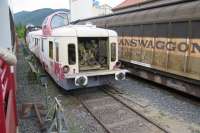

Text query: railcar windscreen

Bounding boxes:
[78,37,109,71]
[51,13,69,28]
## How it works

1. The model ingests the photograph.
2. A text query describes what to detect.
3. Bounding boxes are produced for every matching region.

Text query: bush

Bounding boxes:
[16,24,25,39]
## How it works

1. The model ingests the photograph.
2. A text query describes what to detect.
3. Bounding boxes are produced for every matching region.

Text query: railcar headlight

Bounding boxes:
[75,76,88,87]
[115,72,126,80]
[63,66,70,73]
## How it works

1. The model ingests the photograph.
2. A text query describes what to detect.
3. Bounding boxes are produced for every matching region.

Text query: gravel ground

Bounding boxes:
[111,77,200,133]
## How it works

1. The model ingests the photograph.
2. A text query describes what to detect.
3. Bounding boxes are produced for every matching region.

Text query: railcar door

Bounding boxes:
[41,38,51,73]
[66,37,78,75]
[48,39,54,74]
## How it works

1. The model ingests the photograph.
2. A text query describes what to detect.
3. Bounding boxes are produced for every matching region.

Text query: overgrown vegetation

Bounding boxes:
[16,24,25,39]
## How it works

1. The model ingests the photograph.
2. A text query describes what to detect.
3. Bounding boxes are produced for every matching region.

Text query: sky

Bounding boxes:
[11,0,124,13]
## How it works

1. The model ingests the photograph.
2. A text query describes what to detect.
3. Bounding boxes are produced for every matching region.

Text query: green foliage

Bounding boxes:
[16,24,25,39]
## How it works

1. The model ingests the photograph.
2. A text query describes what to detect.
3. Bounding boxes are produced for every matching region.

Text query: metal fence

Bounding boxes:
[0,58,17,133]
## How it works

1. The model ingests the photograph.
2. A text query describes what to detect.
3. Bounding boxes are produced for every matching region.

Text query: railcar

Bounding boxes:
[75,0,200,97]
[27,11,127,90]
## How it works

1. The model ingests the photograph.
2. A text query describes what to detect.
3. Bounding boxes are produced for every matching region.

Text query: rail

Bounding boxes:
[102,86,169,133]
[74,86,169,133]
[0,58,17,133]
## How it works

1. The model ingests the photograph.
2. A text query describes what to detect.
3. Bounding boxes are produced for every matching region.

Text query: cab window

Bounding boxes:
[68,44,76,65]
[51,15,67,29]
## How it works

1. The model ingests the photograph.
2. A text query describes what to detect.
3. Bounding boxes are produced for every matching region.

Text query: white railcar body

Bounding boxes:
[27,12,126,90]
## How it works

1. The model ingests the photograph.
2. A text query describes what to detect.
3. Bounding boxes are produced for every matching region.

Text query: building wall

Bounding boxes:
[97,5,113,16]
[71,0,112,21]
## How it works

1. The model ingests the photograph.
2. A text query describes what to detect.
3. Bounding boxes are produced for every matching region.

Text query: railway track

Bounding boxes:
[73,86,169,133]
[18,43,200,133]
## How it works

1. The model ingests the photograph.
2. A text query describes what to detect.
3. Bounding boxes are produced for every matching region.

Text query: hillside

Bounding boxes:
[14,8,69,26]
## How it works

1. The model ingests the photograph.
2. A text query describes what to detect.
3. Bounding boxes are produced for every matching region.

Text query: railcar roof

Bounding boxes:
[29,25,117,37]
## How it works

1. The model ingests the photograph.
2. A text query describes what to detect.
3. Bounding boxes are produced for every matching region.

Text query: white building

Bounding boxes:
[71,0,112,22]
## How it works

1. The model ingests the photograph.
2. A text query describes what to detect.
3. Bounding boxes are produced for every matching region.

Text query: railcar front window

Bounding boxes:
[111,43,116,62]
[68,44,76,65]
[51,14,69,29]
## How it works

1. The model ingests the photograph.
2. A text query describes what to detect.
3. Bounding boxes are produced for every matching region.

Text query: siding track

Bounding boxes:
[73,86,169,133]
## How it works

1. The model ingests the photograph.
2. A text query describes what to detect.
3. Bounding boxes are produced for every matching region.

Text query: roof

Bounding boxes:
[76,0,200,28]
[30,25,117,37]
[113,0,146,11]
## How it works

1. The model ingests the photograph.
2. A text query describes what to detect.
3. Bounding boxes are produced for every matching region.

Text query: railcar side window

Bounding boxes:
[35,38,37,46]
[68,44,76,65]
[111,43,116,62]
[55,43,59,62]
[35,38,39,46]
[49,41,53,59]
[41,39,44,52]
